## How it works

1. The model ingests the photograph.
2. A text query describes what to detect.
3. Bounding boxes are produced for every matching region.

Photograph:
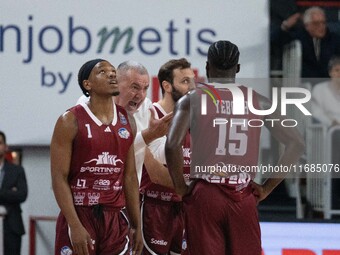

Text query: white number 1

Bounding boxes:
[215,118,248,156]
[85,124,92,138]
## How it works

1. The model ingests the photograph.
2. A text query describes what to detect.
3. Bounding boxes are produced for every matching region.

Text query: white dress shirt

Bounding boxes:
[311,81,340,127]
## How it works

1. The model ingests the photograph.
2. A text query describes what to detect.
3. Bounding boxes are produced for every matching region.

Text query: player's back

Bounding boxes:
[190,83,263,198]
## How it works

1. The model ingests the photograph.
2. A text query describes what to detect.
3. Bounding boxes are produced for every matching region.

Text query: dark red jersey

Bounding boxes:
[68,103,133,208]
[140,103,191,202]
[191,83,263,197]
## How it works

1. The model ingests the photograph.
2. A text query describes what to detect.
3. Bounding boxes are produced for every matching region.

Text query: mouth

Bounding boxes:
[128,101,138,108]
[109,80,118,88]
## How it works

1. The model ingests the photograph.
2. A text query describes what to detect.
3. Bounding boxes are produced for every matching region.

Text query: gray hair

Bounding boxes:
[117,60,148,76]
[328,56,340,72]
[303,7,325,24]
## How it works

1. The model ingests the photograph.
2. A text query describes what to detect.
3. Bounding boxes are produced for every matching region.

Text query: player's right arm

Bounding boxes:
[143,147,174,188]
[50,111,93,255]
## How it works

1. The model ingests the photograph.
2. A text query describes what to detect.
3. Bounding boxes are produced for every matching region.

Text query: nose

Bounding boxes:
[189,78,196,90]
[109,70,117,79]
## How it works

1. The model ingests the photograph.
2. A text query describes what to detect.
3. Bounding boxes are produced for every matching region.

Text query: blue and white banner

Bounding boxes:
[0,0,268,145]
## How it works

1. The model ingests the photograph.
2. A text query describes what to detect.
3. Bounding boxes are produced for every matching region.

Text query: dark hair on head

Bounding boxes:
[0,131,6,144]
[77,59,105,97]
[328,55,340,72]
[207,40,240,70]
[158,58,191,94]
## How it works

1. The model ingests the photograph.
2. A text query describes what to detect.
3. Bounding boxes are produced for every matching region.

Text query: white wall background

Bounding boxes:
[1,1,269,254]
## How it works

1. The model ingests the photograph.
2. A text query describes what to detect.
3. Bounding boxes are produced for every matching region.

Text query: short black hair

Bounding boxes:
[207,40,240,70]
[0,131,6,145]
[158,58,191,94]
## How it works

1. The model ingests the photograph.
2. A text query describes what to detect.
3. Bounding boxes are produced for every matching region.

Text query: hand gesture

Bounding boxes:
[69,224,94,255]
[142,108,173,144]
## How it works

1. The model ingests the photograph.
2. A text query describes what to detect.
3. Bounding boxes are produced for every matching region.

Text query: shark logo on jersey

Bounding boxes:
[119,112,128,125]
[84,152,123,166]
[118,128,130,139]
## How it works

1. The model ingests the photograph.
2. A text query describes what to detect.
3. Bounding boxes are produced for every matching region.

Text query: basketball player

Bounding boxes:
[51,59,142,255]
[165,41,305,254]
[77,60,173,187]
[140,58,195,255]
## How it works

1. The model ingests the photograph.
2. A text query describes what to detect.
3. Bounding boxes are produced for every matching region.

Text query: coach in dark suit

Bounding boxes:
[0,131,28,255]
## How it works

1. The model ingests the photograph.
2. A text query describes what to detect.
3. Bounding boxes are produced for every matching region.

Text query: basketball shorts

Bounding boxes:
[183,180,261,255]
[141,197,184,255]
[55,206,131,255]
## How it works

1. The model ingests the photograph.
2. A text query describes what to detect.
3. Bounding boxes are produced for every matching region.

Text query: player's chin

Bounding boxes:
[112,91,120,96]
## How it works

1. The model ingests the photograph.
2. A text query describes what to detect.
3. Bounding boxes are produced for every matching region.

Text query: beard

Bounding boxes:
[112,91,120,96]
[171,85,184,102]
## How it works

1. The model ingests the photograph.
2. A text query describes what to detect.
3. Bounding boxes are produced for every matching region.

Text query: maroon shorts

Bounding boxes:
[183,180,261,255]
[55,206,130,255]
[141,196,184,255]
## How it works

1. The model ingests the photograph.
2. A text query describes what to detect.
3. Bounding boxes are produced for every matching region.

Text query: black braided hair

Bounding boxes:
[207,40,240,70]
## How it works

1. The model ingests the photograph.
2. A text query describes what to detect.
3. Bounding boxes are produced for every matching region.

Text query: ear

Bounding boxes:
[83,80,91,91]
[236,64,240,73]
[162,80,172,93]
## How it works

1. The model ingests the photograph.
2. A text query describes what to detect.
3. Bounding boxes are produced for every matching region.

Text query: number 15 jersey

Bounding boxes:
[191,83,263,196]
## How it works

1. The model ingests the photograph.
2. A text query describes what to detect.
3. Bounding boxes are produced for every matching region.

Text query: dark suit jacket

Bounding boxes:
[272,26,340,78]
[0,161,28,236]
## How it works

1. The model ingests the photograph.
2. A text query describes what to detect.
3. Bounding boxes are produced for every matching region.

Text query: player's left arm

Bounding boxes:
[125,113,143,254]
[252,93,305,203]
[165,94,191,196]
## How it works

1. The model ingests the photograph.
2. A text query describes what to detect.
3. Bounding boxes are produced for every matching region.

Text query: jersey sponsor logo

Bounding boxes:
[146,190,159,198]
[119,112,128,125]
[183,173,191,183]
[73,192,86,205]
[88,192,100,205]
[80,166,121,174]
[75,179,87,189]
[60,246,73,255]
[182,147,191,158]
[182,238,187,251]
[93,179,111,190]
[150,238,168,246]
[84,152,123,166]
[104,126,112,132]
[160,192,173,201]
[118,127,130,139]
[183,159,191,166]
[229,172,251,191]
[113,180,122,191]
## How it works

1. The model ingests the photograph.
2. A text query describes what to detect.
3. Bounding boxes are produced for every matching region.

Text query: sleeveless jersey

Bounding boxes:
[191,83,263,196]
[68,102,133,208]
[140,103,191,202]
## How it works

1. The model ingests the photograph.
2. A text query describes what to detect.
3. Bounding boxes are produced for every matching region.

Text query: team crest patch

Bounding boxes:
[119,112,128,125]
[118,128,130,139]
[60,246,73,255]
